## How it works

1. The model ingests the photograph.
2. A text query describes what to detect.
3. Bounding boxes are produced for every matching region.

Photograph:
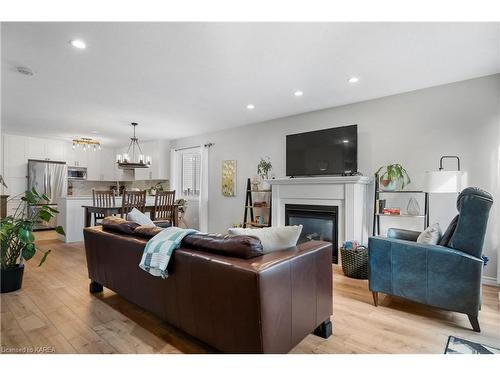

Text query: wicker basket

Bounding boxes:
[340,246,368,279]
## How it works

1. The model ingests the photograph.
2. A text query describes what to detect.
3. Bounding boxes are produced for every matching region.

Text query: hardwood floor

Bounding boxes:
[1,231,499,354]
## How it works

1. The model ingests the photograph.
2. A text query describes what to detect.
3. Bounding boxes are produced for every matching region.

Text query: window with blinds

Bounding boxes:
[181,152,201,196]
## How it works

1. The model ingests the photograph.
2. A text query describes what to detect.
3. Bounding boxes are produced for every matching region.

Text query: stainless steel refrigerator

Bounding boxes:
[27,159,67,230]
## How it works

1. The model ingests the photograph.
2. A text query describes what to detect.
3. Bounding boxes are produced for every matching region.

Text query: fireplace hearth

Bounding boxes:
[285,204,338,263]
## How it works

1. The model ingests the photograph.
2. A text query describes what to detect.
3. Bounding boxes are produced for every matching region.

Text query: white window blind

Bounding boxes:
[181,152,201,196]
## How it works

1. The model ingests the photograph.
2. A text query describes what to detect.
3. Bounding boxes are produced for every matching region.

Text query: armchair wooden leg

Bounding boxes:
[372,291,379,306]
[468,314,481,332]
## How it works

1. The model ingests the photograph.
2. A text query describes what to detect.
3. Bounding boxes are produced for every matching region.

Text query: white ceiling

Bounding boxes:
[2,22,499,147]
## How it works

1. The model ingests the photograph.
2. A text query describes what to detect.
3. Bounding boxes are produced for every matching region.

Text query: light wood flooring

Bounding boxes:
[1,230,499,354]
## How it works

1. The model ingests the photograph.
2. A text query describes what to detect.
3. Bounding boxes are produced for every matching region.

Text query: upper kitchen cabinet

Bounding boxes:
[26,137,65,162]
[64,142,88,167]
[134,140,170,181]
[99,147,116,181]
[2,134,27,178]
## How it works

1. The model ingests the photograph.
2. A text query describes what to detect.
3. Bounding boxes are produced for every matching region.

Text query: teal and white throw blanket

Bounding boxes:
[139,227,198,278]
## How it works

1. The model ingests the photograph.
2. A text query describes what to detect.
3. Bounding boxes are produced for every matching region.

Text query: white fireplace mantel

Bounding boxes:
[267,176,372,246]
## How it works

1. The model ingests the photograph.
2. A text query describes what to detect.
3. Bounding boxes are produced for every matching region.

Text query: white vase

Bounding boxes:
[261,180,270,191]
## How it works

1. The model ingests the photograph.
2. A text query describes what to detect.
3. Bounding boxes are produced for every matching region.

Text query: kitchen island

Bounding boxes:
[57,195,159,243]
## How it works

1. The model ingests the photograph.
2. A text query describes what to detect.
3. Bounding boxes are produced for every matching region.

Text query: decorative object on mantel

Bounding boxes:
[375,163,411,191]
[116,122,151,169]
[72,137,101,151]
[257,157,272,190]
[243,178,272,228]
[1,189,65,293]
[221,160,237,197]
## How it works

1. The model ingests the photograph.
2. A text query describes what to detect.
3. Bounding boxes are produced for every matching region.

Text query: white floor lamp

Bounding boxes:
[424,155,467,224]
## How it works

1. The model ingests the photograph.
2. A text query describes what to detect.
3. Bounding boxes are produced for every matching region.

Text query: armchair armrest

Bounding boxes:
[387,228,421,242]
[368,236,483,315]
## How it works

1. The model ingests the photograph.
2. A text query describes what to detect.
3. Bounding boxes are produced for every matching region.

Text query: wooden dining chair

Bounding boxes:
[121,190,147,218]
[92,189,116,225]
[153,190,176,225]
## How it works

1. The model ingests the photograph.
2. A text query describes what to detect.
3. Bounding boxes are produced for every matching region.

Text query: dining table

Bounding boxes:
[82,204,179,227]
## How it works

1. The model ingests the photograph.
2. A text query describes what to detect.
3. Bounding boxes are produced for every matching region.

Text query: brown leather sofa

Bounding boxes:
[83,226,333,353]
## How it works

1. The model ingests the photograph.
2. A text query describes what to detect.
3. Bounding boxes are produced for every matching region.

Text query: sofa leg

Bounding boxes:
[468,314,481,332]
[89,281,103,294]
[372,291,379,306]
[313,319,332,339]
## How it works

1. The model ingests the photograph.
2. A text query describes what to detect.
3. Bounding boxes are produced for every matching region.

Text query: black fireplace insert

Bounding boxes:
[285,204,338,263]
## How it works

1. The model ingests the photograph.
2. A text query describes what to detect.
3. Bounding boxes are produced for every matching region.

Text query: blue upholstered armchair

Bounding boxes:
[368,187,493,332]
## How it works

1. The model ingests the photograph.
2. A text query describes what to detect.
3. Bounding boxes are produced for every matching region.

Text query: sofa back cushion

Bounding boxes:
[181,233,264,259]
[438,215,459,247]
[102,216,140,234]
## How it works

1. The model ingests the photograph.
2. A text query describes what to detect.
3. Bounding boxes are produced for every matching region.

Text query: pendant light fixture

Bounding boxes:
[116,122,151,169]
[72,137,101,151]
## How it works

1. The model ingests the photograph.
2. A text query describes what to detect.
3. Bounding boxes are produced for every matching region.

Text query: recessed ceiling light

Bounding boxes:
[70,39,86,49]
[246,104,255,110]
[348,77,359,83]
[294,90,304,97]
[343,140,349,143]
[91,130,99,134]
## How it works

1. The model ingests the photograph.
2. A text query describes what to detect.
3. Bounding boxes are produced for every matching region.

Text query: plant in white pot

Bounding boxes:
[257,157,273,190]
[1,189,65,293]
[375,164,411,191]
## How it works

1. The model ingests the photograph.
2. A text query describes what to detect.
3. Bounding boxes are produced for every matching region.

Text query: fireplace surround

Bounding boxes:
[268,176,371,257]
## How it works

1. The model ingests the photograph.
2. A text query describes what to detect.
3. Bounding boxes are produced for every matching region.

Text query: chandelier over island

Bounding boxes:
[72,137,101,151]
[116,122,151,169]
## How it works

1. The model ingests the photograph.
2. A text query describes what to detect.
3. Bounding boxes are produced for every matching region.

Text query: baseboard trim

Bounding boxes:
[482,276,499,286]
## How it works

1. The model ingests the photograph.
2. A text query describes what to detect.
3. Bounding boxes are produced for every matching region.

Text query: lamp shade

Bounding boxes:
[424,171,467,193]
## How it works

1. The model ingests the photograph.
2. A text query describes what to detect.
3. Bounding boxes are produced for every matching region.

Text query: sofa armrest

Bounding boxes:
[368,236,483,315]
[387,228,421,241]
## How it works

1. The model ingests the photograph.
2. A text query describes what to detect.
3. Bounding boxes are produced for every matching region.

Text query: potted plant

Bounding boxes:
[1,188,65,293]
[257,157,272,190]
[375,164,411,191]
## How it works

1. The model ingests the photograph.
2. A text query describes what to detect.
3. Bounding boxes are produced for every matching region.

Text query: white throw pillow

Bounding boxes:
[228,225,303,254]
[416,223,442,245]
[127,208,155,226]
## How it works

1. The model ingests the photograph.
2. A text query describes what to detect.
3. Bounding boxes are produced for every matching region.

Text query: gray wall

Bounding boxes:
[171,74,500,280]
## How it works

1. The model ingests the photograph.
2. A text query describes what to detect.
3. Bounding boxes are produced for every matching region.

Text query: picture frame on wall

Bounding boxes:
[222,160,236,197]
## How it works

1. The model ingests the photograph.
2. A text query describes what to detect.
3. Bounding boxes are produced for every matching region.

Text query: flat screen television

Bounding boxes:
[286,125,357,176]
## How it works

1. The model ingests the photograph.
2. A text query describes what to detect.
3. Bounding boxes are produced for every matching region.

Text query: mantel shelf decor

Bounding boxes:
[116,122,151,169]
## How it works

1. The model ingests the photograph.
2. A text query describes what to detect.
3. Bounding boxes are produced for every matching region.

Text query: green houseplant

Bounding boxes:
[1,188,65,293]
[375,164,411,191]
[257,157,273,190]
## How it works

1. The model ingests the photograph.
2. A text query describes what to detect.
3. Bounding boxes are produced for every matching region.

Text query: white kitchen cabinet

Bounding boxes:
[26,137,65,162]
[45,139,65,161]
[101,148,117,181]
[86,151,100,180]
[3,134,27,178]
[65,142,88,167]
[26,137,46,160]
[134,140,170,181]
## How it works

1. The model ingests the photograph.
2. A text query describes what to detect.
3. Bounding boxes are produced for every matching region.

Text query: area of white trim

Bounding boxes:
[482,276,499,286]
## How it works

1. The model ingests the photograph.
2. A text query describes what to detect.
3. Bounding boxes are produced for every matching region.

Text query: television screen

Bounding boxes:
[286,125,357,176]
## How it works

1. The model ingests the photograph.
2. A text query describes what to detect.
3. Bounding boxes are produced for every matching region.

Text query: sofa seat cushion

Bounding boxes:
[181,233,264,259]
[227,225,303,254]
[102,216,140,234]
